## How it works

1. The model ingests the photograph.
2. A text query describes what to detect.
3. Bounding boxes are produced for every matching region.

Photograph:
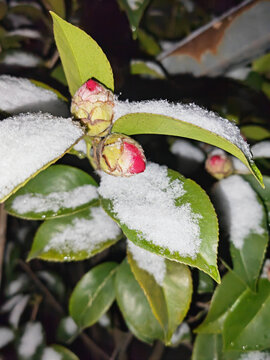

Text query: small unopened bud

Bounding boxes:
[71,79,114,137]
[93,134,146,176]
[205,150,233,180]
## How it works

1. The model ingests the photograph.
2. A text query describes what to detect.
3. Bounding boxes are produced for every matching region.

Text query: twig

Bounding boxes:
[110,332,133,360]
[18,260,110,360]
[148,341,165,360]
[0,204,7,288]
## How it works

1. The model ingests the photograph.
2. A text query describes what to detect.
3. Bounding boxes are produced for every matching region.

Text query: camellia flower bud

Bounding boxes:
[93,134,146,176]
[205,150,233,180]
[71,79,114,137]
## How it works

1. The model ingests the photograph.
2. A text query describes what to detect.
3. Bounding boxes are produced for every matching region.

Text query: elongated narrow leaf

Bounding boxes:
[115,259,163,344]
[195,272,246,334]
[224,279,270,351]
[51,12,114,95]
[5,165,99,220]
[127,245,192,343]
[28,206,122,262]
[100,164,220,282]
[112,101,262,186]
[69,262,118,329]
[0,113,84,203]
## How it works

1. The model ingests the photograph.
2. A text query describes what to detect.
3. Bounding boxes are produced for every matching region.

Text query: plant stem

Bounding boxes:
[18,260,110,360]
[0,204,7,288]
[110,332,133,360]
[148,341,165,360]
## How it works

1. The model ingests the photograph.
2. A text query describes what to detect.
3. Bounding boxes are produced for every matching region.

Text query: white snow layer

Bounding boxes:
[128,240,166,285]
[0,113,83,201]
[99,163,202,259]
[239,352,270,360]
[9,295,30,328]
[114,100,252,161]
[43,207,121,255]
[6,274,28,296]
[62,317,78,335]
[214,175,264,249]
[0,328,14,348]
[170,322,190,345]
[1,51,40,67]
[42,348,62,360]
[171,139,205,162]
[73,139,87,154]
[18,322,43,358]
[0,75,69,116]
[11,184,98,214]
[251,141,270,158]
[261,259,270,280]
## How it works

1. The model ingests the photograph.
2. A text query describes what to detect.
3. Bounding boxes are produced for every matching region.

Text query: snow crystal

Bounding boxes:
[0,75,68,116]
[114,100,252,160]
[42,348,62,360]
[261,259,270,280]
[239,352,270,360]
[43,207,121,254]
[213,175,264,249]
[0,113,83,201]
[0,328,14,348]
[9,295,30,328]
[1,51,40,67]
[11,185,97,214]
[99,163,202,259]
[6,274,28,296]
[171,139,205,162]
[251,141,270,159]
[73,139,87,154]
[62,317,78,335]
[18,322,43,358]
[128,240,166,285]
[170,322,190,345]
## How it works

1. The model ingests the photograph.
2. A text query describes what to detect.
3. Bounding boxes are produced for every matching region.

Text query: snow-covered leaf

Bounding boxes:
[28,206,122,261]
[5,165,99,220]
[18,322,44,360]
[100,163,220,282]
[42,345,79,360]
[0,327,15,349]
[0,113,84,203]
[127,242,192,343]
[51,12,114,95]
[112,100,263,186]
[69,262,118,329]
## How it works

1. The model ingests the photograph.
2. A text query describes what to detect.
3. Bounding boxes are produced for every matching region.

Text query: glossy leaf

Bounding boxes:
[137,29,161,56]
[115,259,164,343]
[198,271,214,294]
[130,60,165,79]
[253,53,270,75]
[51,345,79,360]
[28,206,121,261]
[195,272,246,334]
[5,165,99,220]
[51,64,68,86]
[112,113,262,186]
[69,262,118,329]
[51,12,114,95]
[240,125,270,141]
[224,279,270,351]
[102,168,220,282]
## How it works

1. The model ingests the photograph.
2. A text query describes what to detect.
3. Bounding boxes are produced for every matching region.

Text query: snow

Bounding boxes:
[42,348,62,360]
[0,113,83,202]
[38,271,56,286]
[99,163,202,259]
[213,175,264,249]
[171,139,205,162]
[128,240,166,285]
[43,207,121,256]
[73,139,87,154]
[11,184,98,214]
[9,295,30,328]
[8,29,41,39]
[231,157,249,173]
[6,274,28,296]
[114,100,252,160]
[239,352,270,360]
[62,317,78,335]
[261,259,270,280]
[0,328,14,348]
[1,294,23,312]
[251,141,270,158]
[1,51,40,67]
[127,0,144,10]
[0,75,69,116]
[170,322,190,345]
[18,322,43,358]
[98,313,111,327]
[131,60,165,78]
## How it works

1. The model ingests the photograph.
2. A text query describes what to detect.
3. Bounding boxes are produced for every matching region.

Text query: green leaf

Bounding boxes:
[56,317,78,343]
[51,64,68,86]
[115,259,164,343]
[5,165,99,220]
[128,249,192,343]
[69,262,118,329]
[195,272,246,334]
[240,125,270,141]
[101,168,220,283]
[42,0,66,18]
[0,1,7,21]
[30,79,67,101]
[51,12,114,95]
[137,29,161,56]
[224,279,270,351]
[253,53,270,75]
[112,113,263,186]
[198,271,214,294]
[28,206,122,261]
[51,345,79,360]
[130,60,165,79]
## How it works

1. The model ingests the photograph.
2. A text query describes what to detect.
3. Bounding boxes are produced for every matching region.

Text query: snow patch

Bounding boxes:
[18,322,43,358]
[43,207,121,255]
[62,317,78,335]
[128,240,166,285]
[42,348,62,360]
[239,352,270,360]
[1,51,40,67]
[170,322,190,345]
[0,113,83,201]
[73,139,87,154]
[99,163,202,259]
[6,274,28,296]
[9,295,30,328]
[252,141,270,158]
[11,185,98,214]
[0,328,14,348]
[0,75,68,116]
[127,0,144,10]
[171,139,205,162]
[261,259,270,280]
[213,175,264,249]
